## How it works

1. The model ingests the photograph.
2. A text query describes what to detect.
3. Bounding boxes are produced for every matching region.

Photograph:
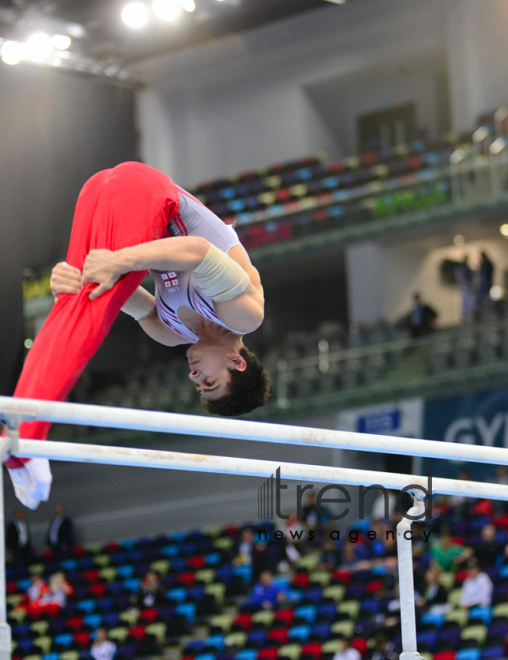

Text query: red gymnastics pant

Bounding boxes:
[5,162,180,469]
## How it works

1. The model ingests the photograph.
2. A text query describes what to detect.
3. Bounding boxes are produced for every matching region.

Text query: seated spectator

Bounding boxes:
[138,570,165,608]
[6,509,33,566]
[332,635,362,660]
[27,573,49,605]
[430,531,472,570]
[46,504,75,551]
[369,632,398,660]
[407,292,438,337]
[91,627,116,660]
[460,558,493,608]
[17,572,71,617]
[416,567,448,612]
[319,538,342,571]
[42,571,73,608]
[244,570,288,611]
[474,524,505,568]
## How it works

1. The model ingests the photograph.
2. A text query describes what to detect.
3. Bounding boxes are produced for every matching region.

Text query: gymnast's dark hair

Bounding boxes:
[201,347,270,417]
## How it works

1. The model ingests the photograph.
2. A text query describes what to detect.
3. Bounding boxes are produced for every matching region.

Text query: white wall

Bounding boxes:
[135,0,447,185]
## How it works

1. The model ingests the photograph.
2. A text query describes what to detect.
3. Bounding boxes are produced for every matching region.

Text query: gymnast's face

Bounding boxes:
[187,343,247,401]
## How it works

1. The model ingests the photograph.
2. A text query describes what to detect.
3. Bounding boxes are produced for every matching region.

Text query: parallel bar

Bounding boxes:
[15,438,508,501]
[1,396,507,467]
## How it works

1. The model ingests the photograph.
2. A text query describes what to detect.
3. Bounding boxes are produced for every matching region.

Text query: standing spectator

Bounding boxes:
[408,293,438,337]
[460,558,493,608]
[455,257,476,322]
[6,509,33,566]
[478,251,494,301]
[474,524,505,568]
[332,635,362,660]
[302,492,331,545]
[91,628,116,660]
[234,528,255,566]
[47,504,74,551]
[138,571,165,608]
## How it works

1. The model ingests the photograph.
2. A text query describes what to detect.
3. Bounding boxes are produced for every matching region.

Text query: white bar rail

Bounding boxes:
[13,438,508,501]
[0,396,506,466]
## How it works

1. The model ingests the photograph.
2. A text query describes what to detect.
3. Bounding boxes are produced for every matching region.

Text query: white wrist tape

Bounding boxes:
[121,294,155,321]
[193,244,250,302]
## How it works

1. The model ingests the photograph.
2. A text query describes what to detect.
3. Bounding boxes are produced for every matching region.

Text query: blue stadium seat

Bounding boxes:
[456,650,482,660]
[287,625,311,642]
[236,650,258,660]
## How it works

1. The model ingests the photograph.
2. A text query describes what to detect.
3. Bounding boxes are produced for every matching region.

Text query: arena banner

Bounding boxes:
[336,398,424,438]
[422,388,508,480]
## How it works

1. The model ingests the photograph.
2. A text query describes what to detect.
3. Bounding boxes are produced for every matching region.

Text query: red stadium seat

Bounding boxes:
[274,609,294,626]
[258,649,278,660]
[177,572,196,587]
[188,556,206,570]
[301,642,322,659]
[350,638,367,656]
[267,629,288,645]
[66,616,84,632]
[129,625,146,641]
[434,651,456,660]
[139,608,158,623]
[234,613,253,631]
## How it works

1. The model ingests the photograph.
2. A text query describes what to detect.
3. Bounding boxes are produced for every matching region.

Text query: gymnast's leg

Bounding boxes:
[5,162,179,508]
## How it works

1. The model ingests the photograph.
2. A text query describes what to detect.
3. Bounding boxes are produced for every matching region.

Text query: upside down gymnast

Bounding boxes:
[6,161,270,509]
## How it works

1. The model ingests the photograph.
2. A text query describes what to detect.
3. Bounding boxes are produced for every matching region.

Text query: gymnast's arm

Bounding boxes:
[50,262,187,347]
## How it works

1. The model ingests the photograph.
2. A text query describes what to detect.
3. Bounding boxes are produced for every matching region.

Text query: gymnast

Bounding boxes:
[6,162,269,509]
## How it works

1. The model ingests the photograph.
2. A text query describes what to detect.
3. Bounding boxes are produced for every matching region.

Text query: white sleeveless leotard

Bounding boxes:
[151,188,243,343]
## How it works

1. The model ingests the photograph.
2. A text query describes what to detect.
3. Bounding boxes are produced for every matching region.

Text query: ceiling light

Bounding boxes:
[490,286,503,301]
[122,2,150,28]
[453,235,465,247]
[1,40,23,65]
[153,0,181,20]
[180,0,196,12]
[490,138,506,155]
[500,224,508,237]
[25,33,53,61]
[52,34,71,50]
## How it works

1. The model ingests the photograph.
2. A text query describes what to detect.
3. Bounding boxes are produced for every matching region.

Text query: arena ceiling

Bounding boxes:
[0,0,342,64]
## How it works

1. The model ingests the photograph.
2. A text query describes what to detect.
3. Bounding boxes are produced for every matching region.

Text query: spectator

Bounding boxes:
[234,528,255,566]
[43,571,73,609]
[138,570,165,608]
[302,492,331,544]
[415,567,448,612]
[455,256,476,322]
[430,531,472,570]
[332,635,362,660]
[27,573,49,605]
[319,538,342,571]
[244,570,288,611]
[407,292,438,337]
[474,524,505,568]
[478,251,494,301]
[460,558,493,608]
[369,632,398,660]
[47,504,75,551]
[6,509,33,566]
[91,628,116,660]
